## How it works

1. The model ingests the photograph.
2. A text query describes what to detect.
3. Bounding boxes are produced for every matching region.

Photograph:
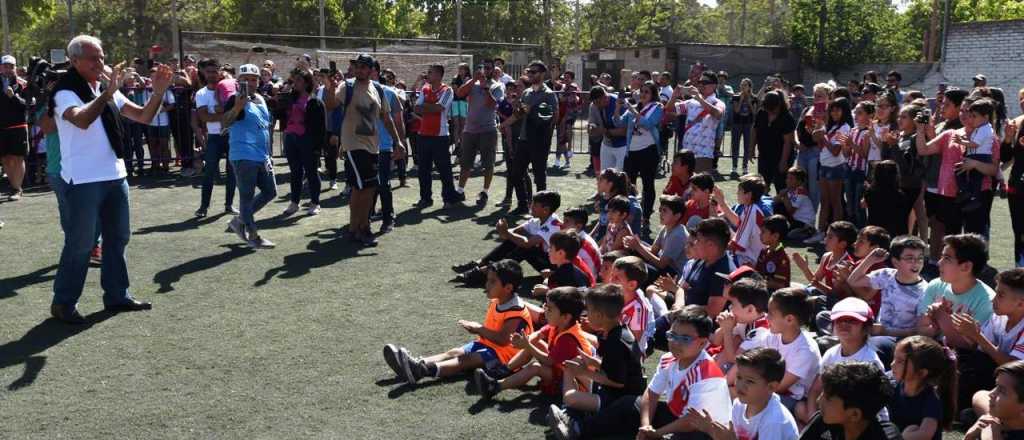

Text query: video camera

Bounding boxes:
[26,56,69,96]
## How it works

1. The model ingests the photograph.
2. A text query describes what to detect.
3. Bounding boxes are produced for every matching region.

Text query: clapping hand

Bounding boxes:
[100,62,126,96]
[458,320,482,334]
[716,310,737,332]
[510,331,528,349]
[149,64,174,93]
[654,274,679,294]
[951,312,982,342]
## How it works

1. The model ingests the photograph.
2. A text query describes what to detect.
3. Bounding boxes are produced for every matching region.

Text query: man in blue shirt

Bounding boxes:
[223,64,276,248]
[370,61,405,233]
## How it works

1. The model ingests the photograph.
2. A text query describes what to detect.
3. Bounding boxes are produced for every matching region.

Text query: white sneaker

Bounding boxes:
[328,179,338,191]
[803,231,825,244]
[553,159,562,168]
[283,203,299,216]
[307,204,321,215]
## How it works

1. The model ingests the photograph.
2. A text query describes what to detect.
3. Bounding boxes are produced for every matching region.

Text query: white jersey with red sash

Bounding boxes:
[728,203,766,266]
[649,350,731,423]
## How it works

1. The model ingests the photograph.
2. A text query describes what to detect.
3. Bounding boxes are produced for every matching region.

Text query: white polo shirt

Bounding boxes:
[54,86,130,184]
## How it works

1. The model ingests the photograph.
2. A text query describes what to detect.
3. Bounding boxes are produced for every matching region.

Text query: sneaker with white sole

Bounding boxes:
[803,231,826,244]
[548,404,573,440]
[247,235,276,249]
[283,203,299,216]
[307,204,321,215]
[228,217,247,242]
[398,347,418,385]
[225,205,239,215]
[328,179,338,191]
[474,368,499,399]
[382,344,408,381]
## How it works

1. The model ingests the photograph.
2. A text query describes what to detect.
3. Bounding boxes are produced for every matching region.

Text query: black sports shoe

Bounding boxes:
[452,260,480,273]
[509,203,529,215]
[398,347,417,385]
[455,267,487,286]
[476,191,488,205]
[383,344,407,381]
[474,368,499,400]
[414,199,434,209]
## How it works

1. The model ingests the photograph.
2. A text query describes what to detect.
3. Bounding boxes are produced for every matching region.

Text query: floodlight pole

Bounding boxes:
[171,0,180,67]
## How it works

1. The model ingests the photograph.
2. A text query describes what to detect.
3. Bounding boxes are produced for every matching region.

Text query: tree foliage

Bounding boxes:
[4,0,1024,68]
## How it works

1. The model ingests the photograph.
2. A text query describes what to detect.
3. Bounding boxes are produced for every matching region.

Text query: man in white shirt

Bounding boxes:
[194,58,236,218]
[672,72,726,173]
[51,35,173,324]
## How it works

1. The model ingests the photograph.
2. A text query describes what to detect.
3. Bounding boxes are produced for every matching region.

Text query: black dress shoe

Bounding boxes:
[51,304,86,324]
[105,299,153,313]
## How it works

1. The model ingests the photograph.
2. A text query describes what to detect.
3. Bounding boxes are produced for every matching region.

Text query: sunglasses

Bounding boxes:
[666,331,697,345]
[527,69,541,74]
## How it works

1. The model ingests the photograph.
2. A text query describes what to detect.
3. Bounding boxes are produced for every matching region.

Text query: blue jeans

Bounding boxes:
[416,135,458,203]
[730,122,752,170]
[201,134,236,210]
[845,167,867,227]
[232,160,277,231]
[797,146,821,210]
[373,151,394,222]
[52,178,133,309]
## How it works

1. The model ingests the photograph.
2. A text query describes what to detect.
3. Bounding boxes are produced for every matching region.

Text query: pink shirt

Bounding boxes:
[285,95,308,136]
[933,129,1001,197]
[215,79,237,104]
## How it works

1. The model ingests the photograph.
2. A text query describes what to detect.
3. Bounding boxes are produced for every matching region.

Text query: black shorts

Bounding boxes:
[344,149,378,190]
[925,191,961,229]
[0,126,29,157]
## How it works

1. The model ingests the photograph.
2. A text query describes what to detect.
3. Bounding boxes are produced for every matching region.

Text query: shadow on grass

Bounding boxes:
[0,310,115,391]
[0,264,58,300]
[467,388,555,417]
[135,214,227,235]
[382,374,465,399]
[254,235,376,286]
[153,244,255,293]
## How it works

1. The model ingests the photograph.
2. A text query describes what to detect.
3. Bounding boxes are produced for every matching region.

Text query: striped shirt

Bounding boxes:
[416,83,453,137]
[621,293,655,354]
[649,350,731,423]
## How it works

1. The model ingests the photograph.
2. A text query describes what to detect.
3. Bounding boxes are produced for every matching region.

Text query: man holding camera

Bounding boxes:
[50,35,173,324]
[0,54,29,201]
[506,60,558,213]
[671,71,725,173]
[456,59,504,206]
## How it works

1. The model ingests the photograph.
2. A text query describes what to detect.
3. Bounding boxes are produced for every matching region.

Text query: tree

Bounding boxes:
[789,0,918,70]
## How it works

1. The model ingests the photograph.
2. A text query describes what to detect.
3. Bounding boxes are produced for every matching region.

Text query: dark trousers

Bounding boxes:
[481,240,551,273]
[200,134,236,210]
[1010,191,1024,266]
[174,120,194,168]
[372,151,394,222]
[284,132,321,205]
[758,155,789,195]
[625,145,659,222]
[324,134,339,181]
[964,191,994,239]
[416,135,458,203]
[511,134,551,204]
[504,138,533,203]
[124,120,146,173]
[577,395,710,440]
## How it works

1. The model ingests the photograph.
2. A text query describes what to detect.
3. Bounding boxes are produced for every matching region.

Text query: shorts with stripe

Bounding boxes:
[344,149,378,190]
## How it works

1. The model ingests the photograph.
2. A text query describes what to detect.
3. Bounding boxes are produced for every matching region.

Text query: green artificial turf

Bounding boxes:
[0,148,1000,439]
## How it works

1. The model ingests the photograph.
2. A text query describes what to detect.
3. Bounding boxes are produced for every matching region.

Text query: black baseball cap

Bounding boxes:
[699,71,718,85]
[351,53,376,67]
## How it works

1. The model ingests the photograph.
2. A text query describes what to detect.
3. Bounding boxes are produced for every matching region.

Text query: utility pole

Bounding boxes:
[739,0,748,44]
[543,0,551,64]
[816,0,826,66]
[171,0,180,67]
[1,0,10,55]
[67,0,74,39]
[456,0,462,56]
[319,0,326,50]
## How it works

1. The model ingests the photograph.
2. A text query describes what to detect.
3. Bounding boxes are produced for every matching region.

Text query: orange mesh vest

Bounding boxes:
[478,298,534,365]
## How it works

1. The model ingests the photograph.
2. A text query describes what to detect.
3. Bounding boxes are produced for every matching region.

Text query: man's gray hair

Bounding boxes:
[67,35,103,59]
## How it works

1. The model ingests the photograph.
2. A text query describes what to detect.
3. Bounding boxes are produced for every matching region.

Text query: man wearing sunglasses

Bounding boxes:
[506,60,558,213]
[671,72,726,173]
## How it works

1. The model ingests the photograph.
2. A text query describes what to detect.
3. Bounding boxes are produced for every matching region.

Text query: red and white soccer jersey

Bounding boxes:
[621,292,654,353]
[649,350,731,423]
[577,230,601,277]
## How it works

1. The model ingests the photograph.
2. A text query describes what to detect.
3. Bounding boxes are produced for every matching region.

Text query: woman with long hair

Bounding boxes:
[730,78,757,177]
[617,81,663,232]
[280,68,326,216]
[449,63,471,155]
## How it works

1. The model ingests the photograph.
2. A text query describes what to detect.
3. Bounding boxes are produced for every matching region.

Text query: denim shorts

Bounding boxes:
[819,163,848,181]
[461,341,502,370]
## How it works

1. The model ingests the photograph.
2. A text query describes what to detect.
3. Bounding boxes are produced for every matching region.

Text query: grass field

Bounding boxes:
[0,149,1006,438]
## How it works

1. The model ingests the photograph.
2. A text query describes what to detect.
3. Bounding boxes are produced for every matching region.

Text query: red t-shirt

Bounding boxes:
[684,199,710,223]
[663,176,691,199]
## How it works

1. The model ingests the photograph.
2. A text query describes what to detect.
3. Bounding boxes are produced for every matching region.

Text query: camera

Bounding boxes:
[915,108,931,124]
[238,81,250,97]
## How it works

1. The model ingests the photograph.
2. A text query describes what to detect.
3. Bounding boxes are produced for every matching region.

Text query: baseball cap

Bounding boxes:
[830,297,874,322]
[715,265,757,283]
[973,74,987,83]
[2,55,16,65]
[238,64,260,78]
[351,53,376,67]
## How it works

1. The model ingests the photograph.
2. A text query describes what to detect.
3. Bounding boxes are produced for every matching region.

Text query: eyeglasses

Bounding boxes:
[666,331,697,345]
[527,69,541,74]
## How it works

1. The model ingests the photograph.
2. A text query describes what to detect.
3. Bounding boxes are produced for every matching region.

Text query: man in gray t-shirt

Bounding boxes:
[455,59,504,205]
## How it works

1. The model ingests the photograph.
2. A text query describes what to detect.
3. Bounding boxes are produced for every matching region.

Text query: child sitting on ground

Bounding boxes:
[965,360,1024,440]
[383,259,533,385]
[599,250,628,284]
[756,215,792,292]
[609,256,659,353]
[684,172,715,228]
[847,236,928,364]
[773,166,817,240]
[548,284,647,439]
[593,168,642,241]
[762,287,822,416]
[689,347,800,440]
[890,336,957,440]
[599,196,633,254]
[563,208,602,277]
[624,195,689,279]
[799,362,901,440]
[533,230,595,298]
[799,297,886,424]
[711,275,771,381]
[560,307,732,439]
[663,149,696,200]
[846,225,892,314]
[793,220,856,315]
[713,174,769,267]
[452,190,563,286]
[474,286,592,400]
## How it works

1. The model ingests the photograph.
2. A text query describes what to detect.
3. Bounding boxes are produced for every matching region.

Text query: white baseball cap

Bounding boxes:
[238,64,260,78]
[0,55,15,66]
[830,297,874,323]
